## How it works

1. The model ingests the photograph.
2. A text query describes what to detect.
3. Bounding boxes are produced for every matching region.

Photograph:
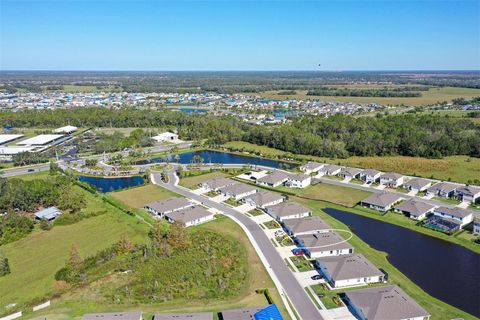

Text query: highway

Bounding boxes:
[152,170,325,320]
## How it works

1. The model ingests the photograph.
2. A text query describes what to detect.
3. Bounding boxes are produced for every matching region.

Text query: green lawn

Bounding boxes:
[263,220,281,229]
[289,256,313,272]
[248,208,265,216]
[310,284,343,309]
[275,236,294,247]
[109,183,179,208]
[179,171,230,189]
[224,198,242,207]
[299,183,372,208]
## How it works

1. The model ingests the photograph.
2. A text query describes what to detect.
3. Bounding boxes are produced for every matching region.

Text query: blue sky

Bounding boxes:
[0,0,479,71]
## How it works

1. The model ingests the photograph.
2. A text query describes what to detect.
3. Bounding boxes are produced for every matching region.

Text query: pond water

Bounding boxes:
[138,150,297,169]
[324,208,480,317]
[178,108,208,113]
[78,175,145,193]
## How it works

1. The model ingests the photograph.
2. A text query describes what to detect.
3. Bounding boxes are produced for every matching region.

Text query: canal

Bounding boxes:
[324,208,480,317]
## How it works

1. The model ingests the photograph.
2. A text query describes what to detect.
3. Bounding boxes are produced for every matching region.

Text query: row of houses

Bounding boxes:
[80,304,283,320]
[144,197,214,227]
[300,161,480,203]
[254,170,312,189]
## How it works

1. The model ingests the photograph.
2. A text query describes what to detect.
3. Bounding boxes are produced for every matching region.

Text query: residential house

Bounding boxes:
[345,285,431,320]
[403,178,432,193]
[282,216,331,236]
[300,161,324,174]
[265,202,311,221]
[34,206,62,221]
[53,125,78,134]
[153,313,213,320]
[433,206,474,229]
[317,164,342,177]
[285,173,311,188]
[360,193,404,212]
[200,177,236,191]
[379,172,405,188]
[359,169,382,183]
[455,185,480,203]
[164,206,215,227]
[221,304,283,320]
[82,312,143,320]
[315,254,384,288]
[144,198,193,217]
[338,167,363,179]
[295,232,353,259]
[218,183,257,200]
[426,182,461,198]
[256,171,290,187]
[244,191,285,208]
[473,213,480,235]
[152,132,178,142]
[394,199,436,221]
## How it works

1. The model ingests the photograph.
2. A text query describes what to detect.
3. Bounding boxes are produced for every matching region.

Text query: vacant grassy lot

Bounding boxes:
[256,86,480,106]
[179,171,230,189]
[299,183,372,207]
[109,184,178,208]
[0,189,149,316]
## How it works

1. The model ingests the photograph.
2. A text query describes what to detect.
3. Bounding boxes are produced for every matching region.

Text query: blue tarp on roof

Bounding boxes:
[35,207,61,220]
[254,304,283,320]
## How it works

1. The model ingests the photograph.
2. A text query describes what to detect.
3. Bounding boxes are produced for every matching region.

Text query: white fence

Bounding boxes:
[0,311,22,320]
[32,300,50,312]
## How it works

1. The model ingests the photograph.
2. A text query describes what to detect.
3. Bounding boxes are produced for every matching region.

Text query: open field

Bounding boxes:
[179,171,230,189]
[109,184,178,208]
[24,215,290,320]
[292,197,478,319]
[255,86,480,106]
[222,141,480,184]
[298,183,372,207]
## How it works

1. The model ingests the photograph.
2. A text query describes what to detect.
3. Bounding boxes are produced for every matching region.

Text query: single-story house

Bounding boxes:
[295,232,353,259]
[473,214,480,235]
[345,285,431,320]
[34,206,62,221]
[285,173,311,188]
[317,164,343,177]
[360,193,404,212]
[153,312,213,320]
[53,125,78,134]
[152,132,178,142]
[282,216,331,236]
[200,177,236,191]
[394,199,436,221]
[244,191,285,208]
[426,182,461,198]
[315,254,384,288]
[359,169,382,183]
[455,185,480,203]
[164,206,215,227]
[265,202,311,221]
[433,206,474,229]
[403,178,432,193]
[379,172,405,188]
[338,167,363,179]
[221,304,283,320]
[82,311,143,320]
[300,161,324,174]
[256,171,290,188]
[218,183,257,200]
[144,197,193,217]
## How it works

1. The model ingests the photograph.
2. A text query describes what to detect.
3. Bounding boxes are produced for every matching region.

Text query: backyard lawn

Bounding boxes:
[299,183,372,207]
[109,183,179,208]
[179,171,230,189]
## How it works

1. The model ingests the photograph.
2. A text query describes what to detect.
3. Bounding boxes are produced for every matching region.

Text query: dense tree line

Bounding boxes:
[307,87,423,97]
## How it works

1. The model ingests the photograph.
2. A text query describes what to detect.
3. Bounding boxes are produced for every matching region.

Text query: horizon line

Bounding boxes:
[1,69,480,73]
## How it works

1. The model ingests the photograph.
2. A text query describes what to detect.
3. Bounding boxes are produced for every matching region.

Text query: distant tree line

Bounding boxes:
[307,87,424,98]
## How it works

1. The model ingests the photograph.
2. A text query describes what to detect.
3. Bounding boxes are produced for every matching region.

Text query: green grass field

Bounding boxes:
[255,86,480,106]
[299,183,372,207]
[179,171,230,189]
[222,141,480,184]
[109,184,179,208]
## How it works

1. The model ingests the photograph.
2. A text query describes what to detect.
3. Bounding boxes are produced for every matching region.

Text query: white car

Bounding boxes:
[274,230,286,237]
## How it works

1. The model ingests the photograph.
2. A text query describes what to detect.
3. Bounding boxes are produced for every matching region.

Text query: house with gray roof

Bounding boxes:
[256,171,290,187]
[455,185,480,203]
[285,173,311,188]
[144,198,193,217]
[394,199,436,221]
[153,312,213,320]
[295,232,353,258]
[360,193,404,212]
[244,191,285,208]
[200,177,236,191]
[359,169,382,183]
[403,178,432,193]
[221,305,282,320]
[315,254,384,288]
[282,216,331,236]
[317,164,343,177]
[34,206,62,221]
[426,182,461,198]
[82,311,142,320]
[164,206,215,227]
[218,183,257,200]
[379,172,405,188]
[338,167,362,179]
[433,206,474,228]
[345,285,430,320]
[300,161,325,174]
[473,213,480,235]
[265,202,311,221]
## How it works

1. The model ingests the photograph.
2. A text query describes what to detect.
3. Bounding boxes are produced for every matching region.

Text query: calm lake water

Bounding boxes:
[78,175,145,193]
[324,208,480,317]
[178,108,207,113]
[140,150,297,169]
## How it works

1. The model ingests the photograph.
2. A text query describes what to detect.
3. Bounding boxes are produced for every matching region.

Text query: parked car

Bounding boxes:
[311,274,323,280]
[274,230,286,237]
[292,248,305,255]
[27,169,35,172]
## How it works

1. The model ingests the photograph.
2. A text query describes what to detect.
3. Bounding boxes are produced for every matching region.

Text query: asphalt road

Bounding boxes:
[0,164,50,177]
[153,171,324,320]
